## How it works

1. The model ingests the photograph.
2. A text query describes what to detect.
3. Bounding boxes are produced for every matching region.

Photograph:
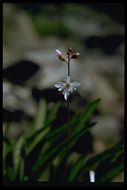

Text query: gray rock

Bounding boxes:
[91,116,121,143]
[3,81,37,117]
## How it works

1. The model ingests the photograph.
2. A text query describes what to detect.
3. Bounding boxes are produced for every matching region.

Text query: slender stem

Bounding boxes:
[67,57,71,77]
[65,55,71,179]
[67,95,70,153]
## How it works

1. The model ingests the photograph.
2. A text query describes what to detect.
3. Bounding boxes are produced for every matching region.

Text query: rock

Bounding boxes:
[3,4,41,68]
[91,116,121,143]
[3,81,37,118]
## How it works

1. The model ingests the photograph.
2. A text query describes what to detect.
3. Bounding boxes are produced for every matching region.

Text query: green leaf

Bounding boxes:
[69,140,124,181]
[78,98,101,129]
[99,164,123,182]
[68,155,89,181]
[46,101,61,124]
[28,122,97,181]
[25,99,100,181]
[25,101,61,155]
[13,137,25,180]
[3,136,13,178]
[32,99,46,131]
[27,98,100,156]
[3,99,101,181]
[3,136,12,161]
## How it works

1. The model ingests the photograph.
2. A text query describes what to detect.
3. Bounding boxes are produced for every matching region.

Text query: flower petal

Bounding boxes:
[56,49,62,56]
[68,86,74,93]
[54,82,66,89]
[58,88,63,91]
[70,82,81,88]
[63,88,69,100]
[64,92,68,100]
[63,88,69,95]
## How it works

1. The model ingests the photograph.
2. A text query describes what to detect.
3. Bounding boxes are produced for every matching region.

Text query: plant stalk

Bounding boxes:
[65,56,71,179]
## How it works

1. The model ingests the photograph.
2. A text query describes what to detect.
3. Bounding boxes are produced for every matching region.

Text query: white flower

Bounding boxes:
[89,170,95,182]
[54,75,81,100]
[56,49,66,62]
[56,49,62,56]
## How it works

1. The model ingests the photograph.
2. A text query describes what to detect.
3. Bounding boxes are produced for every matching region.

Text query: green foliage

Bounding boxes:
[32,14,72,39]
[3,98,124,182]
[69,140,123,181]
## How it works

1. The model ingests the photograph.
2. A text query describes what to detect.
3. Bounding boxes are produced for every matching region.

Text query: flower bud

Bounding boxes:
[56,49,67,62]
[68,47,74,53]
[71,52,80,59]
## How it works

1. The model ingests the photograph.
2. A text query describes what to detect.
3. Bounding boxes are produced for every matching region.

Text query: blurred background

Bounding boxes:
[3,3,124,182]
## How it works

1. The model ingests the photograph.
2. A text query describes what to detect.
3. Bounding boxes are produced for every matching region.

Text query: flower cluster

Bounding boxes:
[67,47,80,59]
[56,48,80,63]
[54,48,81,101]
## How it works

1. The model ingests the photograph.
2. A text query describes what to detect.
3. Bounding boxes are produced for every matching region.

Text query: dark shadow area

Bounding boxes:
[3,60,40,85]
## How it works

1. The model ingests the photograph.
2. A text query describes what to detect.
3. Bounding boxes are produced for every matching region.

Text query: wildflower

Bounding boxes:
[56,49,67,62]
[54,75,80,100]
[89,170,95,182]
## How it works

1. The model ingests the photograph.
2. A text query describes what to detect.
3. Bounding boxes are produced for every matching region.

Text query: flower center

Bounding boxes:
[66,83,70,88]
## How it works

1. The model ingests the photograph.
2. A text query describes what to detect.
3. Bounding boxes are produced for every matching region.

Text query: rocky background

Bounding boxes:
[3,3,124,181]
